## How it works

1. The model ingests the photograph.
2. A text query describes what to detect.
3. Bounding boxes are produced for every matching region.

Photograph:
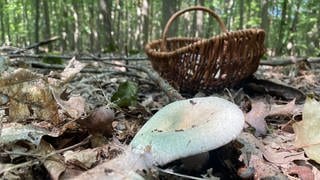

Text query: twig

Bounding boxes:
[0,160,39,175]
[11,54,182,101]
[157,167,210,180]
[12,36,60,54]
[18,60,114,73]
[8,54,148,61]
[0,135,91,175]
[260,57,320,66]
[8,49,320,66]
[88,54,184,101]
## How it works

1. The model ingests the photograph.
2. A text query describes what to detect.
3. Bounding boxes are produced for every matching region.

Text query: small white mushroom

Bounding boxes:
[76,97,244,179]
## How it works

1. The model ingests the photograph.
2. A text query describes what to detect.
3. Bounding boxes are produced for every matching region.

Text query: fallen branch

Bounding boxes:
[8,54,148,61]
[13,57,183,101]
[10,53,320,66]
[88,55,183,101]
[260,57,320,66]
[12,36,60,54]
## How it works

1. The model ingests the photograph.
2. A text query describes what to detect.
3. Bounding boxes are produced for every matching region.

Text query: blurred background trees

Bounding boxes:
[0,0,319,56]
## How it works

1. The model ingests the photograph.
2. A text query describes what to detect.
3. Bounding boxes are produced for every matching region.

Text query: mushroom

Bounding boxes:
[75,97,244,179]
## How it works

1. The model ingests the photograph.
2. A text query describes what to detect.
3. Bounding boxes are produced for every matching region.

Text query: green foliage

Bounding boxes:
[42,56,63,65]
[111,81,138,108]
[128,49,140,55]
[104,43,119,53]
[42,57,63,65]
[0,0,319,56]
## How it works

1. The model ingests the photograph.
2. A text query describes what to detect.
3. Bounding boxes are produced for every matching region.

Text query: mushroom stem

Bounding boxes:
[75,147,152,180]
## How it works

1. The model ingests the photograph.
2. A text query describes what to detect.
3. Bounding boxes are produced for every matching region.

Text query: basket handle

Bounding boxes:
[161,6,227,51]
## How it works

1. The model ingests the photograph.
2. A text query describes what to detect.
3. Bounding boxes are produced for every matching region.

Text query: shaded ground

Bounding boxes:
[1,55,320,179]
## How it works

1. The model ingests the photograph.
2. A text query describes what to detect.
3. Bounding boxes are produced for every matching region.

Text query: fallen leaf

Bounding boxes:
[0,123,53,145]
[60,57,87,83]
[287,166,314,180]
[249,154,287,179]
[263,148,306,165]
[0,68,60,124]
[36,140,66,180]
[64,148,99,169]
[293,98,320,163]
[52,89,86,119]
[244,100,269,135]
[111,81,138,108]
[245,99,303,136]
[269,99,302,117]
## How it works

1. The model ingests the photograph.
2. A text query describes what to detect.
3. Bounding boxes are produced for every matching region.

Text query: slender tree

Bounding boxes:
[34,0,40,53]
[161,0,178,37]
[0,1,5,43]
[43,0,51,51]
[261,0,269,47]
[142,0,149,46]
[276,0,288,55]
[100,0,114,51]
[239,0,244,29]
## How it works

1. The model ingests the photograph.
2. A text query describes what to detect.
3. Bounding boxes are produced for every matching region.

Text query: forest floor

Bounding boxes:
[0,53,320,179]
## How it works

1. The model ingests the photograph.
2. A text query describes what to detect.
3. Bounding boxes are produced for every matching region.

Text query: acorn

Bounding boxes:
[78,106,114,137]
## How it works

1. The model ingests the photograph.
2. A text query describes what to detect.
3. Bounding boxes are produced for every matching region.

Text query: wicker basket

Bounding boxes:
[145,6,265,93]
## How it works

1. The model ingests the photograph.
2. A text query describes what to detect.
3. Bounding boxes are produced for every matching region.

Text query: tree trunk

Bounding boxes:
[260,0,269,47]
[142,0,149,47]
[23,0,33,46]
[125,0,129,51]
[60,2,69,52]
[116,1,122,52]
[89,1,98,52]
[196,0,204,37]
[191,0,197,37]
[43,0,52,51]
[314,4,320,55]
[161,0,178,37]
[71,0,81,52]
[287,1,301,55]
[34,0,40,53]
[239,0,244,29]
[275,0,288,56]
[222,0,230,30]
[100,0,114,52]
[246,0,251,28]
[206,4,216,37]
[0,1,5,43]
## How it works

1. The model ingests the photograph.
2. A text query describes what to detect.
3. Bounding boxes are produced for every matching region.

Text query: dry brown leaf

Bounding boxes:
[0,123,52,145]
[249,154,286,179]
[52,89,86,119]
[0,68,60,124]
[36,140,66,180]
[60,57,87,83]
[263,148,306,165]
[245,100,269,135]
[64,149,99,169]
[287,166,314,180]
[293,98,320,164]
[245,99,303,136]
[269,99,302,117]
[237,132,285,178]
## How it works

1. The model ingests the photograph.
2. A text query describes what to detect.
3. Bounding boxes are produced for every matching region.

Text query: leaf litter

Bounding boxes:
[0,55,320,179]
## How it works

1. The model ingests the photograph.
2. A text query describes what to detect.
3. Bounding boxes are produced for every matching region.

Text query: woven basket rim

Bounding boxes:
[145,28,265,58]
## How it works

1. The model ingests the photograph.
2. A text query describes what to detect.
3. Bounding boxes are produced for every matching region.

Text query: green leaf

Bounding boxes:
[111,81,138,107]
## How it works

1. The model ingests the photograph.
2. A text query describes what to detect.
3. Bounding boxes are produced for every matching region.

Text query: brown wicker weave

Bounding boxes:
[145,6,265,93]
